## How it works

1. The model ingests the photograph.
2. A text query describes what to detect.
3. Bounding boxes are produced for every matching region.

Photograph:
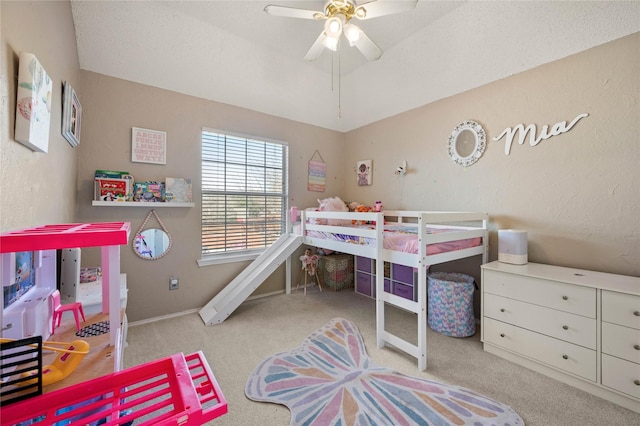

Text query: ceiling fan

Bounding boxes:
[264,0,418,61]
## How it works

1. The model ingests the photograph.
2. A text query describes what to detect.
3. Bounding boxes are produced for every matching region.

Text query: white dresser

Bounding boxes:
[481,261,640,413]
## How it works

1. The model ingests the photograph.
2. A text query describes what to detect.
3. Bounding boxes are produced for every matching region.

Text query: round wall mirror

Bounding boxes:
[133,228,172,260]
[132,210,173,260]
[448,120,487,167]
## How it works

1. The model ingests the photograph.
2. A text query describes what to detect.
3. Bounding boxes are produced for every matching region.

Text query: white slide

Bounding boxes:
[199,233,303,325]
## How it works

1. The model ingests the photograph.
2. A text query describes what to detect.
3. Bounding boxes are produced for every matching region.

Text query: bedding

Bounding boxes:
[303,224,482,255]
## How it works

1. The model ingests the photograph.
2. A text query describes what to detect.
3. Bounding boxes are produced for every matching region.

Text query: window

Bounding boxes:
[201,129,288,263]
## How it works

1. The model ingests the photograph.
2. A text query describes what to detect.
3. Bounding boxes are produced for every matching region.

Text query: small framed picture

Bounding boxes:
[62,81,81,147]
[357,160,372,186]
[131,127,166,165]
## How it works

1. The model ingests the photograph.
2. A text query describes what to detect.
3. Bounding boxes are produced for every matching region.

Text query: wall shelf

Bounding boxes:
[92,201,194,207]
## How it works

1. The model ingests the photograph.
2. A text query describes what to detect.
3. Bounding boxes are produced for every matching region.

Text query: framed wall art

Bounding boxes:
[15,52,53,152]
[131,127,166,165]
[62,81,82,147]
[356,160,372,186]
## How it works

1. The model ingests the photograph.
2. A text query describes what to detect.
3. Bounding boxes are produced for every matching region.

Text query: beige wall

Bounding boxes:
[75,72,345,322]
[1,1,80,230]
[344,33,640,278]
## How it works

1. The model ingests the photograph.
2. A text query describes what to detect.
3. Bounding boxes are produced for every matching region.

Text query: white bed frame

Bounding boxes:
[291,210,489,371]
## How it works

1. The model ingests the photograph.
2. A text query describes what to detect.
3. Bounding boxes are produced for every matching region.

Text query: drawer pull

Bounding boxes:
[562,295,568,301]
[634,311,640,317]
[500,308,506,313]
[562,325,569,330]
[562,355,569,360]
[634,344,640,351]
[500,333,505,338]
[635,380,640,386]
[1,323,12,331]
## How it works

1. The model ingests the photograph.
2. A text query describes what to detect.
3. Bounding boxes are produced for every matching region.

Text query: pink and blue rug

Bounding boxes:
[245,318,523,425]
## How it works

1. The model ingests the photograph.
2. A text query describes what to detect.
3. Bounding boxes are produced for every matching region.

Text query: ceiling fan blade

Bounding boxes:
[353,29,383,61]
[304,32,328,61]
[354,0,418,20]
[264,4,324,20]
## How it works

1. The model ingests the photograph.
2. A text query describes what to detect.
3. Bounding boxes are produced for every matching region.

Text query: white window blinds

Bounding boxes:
[201,129,288,256]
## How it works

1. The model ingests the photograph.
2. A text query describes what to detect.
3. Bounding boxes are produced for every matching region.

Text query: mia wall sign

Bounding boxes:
[15,52,53,152]
[493,113,589,155]
[131,127,166,164]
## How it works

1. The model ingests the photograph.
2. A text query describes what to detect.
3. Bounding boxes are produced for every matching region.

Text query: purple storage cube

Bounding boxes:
[393,282,414,300]
[392,263,416,284]
[355,256,372,273]
[428,272,476,337]
[356,271,372,296]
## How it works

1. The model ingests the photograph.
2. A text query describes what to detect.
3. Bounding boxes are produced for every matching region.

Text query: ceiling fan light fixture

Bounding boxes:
[354,6,366,19]
[324,16,343,37]
[343,23,361,46]
[322,33,340,51]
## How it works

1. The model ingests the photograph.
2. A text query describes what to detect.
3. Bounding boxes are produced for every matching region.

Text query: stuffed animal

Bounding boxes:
[347,201,362,212]
[317,196,349,226]
[300,249,318,276]
[353,204,371,225]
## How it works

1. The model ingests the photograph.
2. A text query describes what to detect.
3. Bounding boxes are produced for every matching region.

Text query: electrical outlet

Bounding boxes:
[169,277,179,290]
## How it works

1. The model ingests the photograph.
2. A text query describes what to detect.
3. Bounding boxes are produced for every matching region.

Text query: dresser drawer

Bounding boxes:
[484,317,596,381]
[602,322,640,364]
[602,291,640,330]
[602,354,640,400]
[483,269,596,318]
[484,293,596,349]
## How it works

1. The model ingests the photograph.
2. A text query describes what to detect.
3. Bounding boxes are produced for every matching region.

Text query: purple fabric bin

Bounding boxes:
[428,272,476,337]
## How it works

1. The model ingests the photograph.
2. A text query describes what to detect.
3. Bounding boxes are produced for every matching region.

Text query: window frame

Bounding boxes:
[198,127,289,266]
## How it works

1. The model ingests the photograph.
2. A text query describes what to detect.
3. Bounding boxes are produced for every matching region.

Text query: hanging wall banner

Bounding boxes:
[308,150,326,192]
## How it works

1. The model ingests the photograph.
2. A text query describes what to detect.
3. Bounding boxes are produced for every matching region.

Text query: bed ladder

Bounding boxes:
[199,233,303,325]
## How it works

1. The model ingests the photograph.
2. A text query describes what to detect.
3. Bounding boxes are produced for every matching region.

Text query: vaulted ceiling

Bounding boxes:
[70,1,639,132]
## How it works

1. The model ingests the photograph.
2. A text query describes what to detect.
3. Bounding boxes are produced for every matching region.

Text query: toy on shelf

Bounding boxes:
[297,249,323,295]
[1,351,228,426]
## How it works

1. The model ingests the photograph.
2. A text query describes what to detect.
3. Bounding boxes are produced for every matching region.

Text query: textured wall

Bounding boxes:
[344,33,640,277]
[75,72,345,322]
[1,1,80,231]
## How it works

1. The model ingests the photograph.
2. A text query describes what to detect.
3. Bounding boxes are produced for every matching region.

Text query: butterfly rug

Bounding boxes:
[245,317,523,426]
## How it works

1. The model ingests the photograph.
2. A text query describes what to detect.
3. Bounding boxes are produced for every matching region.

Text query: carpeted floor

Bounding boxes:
[124,288,640,425]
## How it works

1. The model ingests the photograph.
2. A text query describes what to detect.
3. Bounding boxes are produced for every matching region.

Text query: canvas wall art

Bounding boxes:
[15,52,53,152]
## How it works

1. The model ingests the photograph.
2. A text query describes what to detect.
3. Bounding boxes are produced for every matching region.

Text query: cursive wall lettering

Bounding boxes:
[493,113,589,155]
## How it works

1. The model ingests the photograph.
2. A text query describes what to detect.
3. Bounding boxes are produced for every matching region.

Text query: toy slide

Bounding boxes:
[199,233,302,325]
[1,338,90,387]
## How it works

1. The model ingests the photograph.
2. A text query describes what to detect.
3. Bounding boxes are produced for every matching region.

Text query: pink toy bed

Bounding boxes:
[291,210,489,371]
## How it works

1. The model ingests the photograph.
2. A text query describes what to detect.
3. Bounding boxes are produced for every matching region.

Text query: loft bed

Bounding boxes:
[292,210,489,371]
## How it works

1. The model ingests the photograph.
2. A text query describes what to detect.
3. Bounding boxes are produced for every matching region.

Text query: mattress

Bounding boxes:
[303,224,482,255]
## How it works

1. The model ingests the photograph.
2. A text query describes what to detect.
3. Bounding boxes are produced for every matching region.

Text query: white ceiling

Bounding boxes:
[70,0,639,132]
